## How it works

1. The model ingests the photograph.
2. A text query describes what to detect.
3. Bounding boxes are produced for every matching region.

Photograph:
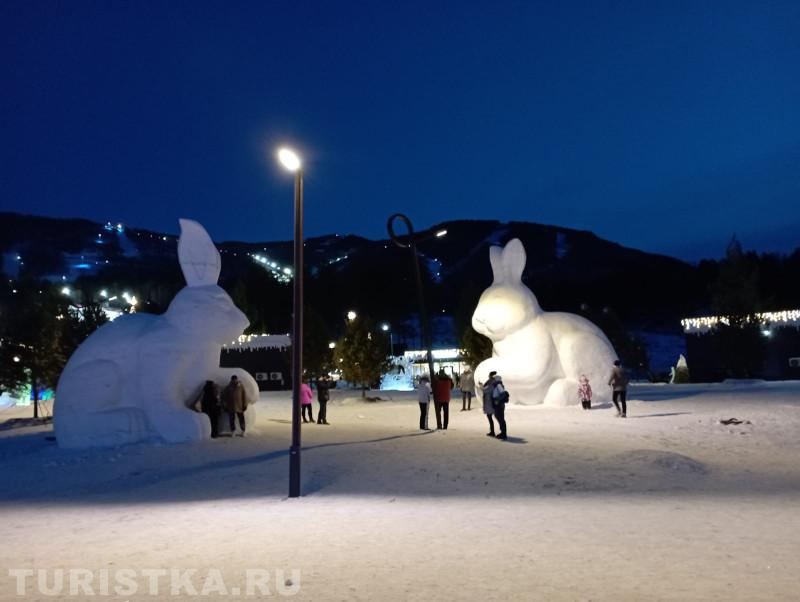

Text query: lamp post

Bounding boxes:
[277,147,303,498]
[381,323,394,357]
[387,214,444,389]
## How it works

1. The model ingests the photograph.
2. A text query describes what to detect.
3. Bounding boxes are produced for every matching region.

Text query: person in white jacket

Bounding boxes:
[416,376,432,430]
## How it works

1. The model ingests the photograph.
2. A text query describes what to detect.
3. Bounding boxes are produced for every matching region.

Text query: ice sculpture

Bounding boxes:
[54,219,258,448]
[472,238,618,406]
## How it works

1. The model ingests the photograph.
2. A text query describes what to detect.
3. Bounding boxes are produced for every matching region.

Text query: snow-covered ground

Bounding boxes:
[2,381,799,601]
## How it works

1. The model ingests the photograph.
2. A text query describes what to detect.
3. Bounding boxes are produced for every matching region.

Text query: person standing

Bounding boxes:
[432,369,454,430]
[491,374,508,439]
[482,374,497,437]
[300,381,314,423]
[197,380,221,438]
[578,375,593,410]
[608,360,629,417]
[416,376,432,430]
[316,377,332,425]
[222,375,247,436]
[460,368,475,411]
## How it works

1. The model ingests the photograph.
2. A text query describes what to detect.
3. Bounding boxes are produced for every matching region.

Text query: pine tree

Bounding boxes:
[0,283,69,418]
[459,325,492,372]
[334,315,391,397]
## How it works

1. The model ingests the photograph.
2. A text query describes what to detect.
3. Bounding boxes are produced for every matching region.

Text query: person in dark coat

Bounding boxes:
[432,369,454,430]
[196,380,221,438]
[482,374,496,437]
[222,375,248,436]
[608,360,629,417]
[316,377,332,425]
[490,374,508,440]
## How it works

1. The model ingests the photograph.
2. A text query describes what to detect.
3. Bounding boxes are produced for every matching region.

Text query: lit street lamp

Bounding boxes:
[381,323,394,357]
[277,146,304,498]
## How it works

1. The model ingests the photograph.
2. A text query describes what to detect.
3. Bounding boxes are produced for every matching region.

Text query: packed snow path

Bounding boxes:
[1,381,799,600]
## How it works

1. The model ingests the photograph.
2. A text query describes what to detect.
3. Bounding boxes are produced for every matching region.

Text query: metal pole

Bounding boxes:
[409,240,436,383]
[387,213,436,386]
[289,170,304,498]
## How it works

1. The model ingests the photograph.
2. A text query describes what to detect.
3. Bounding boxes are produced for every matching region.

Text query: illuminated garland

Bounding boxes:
[681,309,800,333]
[223,333,292,350]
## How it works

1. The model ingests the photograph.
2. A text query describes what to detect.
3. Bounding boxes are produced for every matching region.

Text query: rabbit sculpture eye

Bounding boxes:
[54,219,259,448]
[472,238,618,406]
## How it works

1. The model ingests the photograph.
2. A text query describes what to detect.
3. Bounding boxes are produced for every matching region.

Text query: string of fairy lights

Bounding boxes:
[681,309,800,334]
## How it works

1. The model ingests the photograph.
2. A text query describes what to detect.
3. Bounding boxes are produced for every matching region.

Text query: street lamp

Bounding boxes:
[381,323,394,357]
[277,146,304,498]
[387,214,444,391]
[347,310,357,321]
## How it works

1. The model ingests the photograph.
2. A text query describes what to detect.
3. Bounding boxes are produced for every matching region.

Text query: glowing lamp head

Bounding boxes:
[381,323,390,331]
[436,229,448,238]
[347,311,357,321]
[328,342,336,349]
[277,148,302,172]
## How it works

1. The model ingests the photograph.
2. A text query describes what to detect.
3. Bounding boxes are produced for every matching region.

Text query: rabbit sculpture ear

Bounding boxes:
[489,246,504,285]
[502,238,526,283]
[178,218,221,287]
[489,238,527,285]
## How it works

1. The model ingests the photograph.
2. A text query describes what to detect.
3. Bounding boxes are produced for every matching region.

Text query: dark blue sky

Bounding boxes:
[2,1,799,260]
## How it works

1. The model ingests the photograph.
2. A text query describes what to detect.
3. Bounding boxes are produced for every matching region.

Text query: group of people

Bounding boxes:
[577,360,630,417]
[416,359,631,439]
[300,377,334,425]
[195,375,248,438]
[194,360,630,441]
[416,368,509,439]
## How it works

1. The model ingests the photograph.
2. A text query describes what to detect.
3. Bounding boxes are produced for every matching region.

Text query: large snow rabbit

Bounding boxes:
[472,238,617,406]
[55,219,258,448]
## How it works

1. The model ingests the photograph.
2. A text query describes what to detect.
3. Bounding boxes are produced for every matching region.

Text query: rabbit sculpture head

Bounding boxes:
[165,218,249,344]
[472,238,542,341]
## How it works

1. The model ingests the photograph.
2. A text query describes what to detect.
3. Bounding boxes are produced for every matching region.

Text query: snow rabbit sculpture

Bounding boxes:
[55,219,258,448]
[472,238,617,406]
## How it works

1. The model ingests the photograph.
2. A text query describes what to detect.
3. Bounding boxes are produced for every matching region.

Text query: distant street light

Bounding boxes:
[277,145,304,499]
[381,323,394,356]
[328,342,336,349]
[347,310,357,321]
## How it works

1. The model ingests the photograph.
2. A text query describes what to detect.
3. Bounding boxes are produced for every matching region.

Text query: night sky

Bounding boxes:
[2,1,799,261]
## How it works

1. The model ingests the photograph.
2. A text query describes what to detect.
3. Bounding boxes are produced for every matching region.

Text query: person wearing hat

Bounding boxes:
[578,375,593,410]
[490,373,508,439]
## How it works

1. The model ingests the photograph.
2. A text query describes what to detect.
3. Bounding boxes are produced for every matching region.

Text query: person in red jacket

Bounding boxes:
[432,369,454,430]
